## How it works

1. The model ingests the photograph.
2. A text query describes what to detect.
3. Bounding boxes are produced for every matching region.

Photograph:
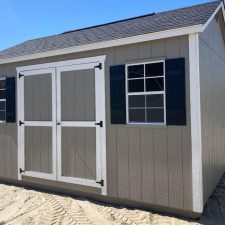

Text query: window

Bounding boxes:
[126,61,165,124]
[0,78,6,122]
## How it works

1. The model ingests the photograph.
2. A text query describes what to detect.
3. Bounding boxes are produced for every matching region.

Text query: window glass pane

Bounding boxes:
[0,111,5,121]
[128,79,144,92]
[129,95,145,108]
[145,62,164,77]
[0,101,6,110]
[0,90,6,99]
[129,109,145,122]
[147,108,164,123]
[128,65,144,79]
[146,94,164,107]
[146,78,164,91]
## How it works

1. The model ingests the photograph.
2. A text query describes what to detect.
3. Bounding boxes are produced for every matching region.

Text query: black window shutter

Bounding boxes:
[165,58,186,125]
[110,65,126,124]
[6,77,16,123]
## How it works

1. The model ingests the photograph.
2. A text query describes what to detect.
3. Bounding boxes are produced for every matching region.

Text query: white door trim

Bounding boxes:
[17,67,57,181]
[17,55,107,195]
[17,56,106,73]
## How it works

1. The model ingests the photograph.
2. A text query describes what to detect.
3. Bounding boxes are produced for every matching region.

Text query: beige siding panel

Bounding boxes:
[0,125,6,177]
[0,35,193,212]
[165,38,180,58]
[117,126,129,199]
[154,128,168,206]
[114,46,126,64]
[85,128,96,180]
[24,74,52,121]
[199,15,225,203]
[84,70,95,121]
[75,128,86,179]
[128,128,141,201]
[25,127,52,174]
[61,127,96,180]
[168,127,183,208]
[61,69,95,121]
[126,45,139,61]
[151,39,165,57]
[138,42,152,59]
[140,128,154,203]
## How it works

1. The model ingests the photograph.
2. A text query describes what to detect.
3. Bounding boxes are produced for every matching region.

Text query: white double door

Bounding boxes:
[17,57,106,193]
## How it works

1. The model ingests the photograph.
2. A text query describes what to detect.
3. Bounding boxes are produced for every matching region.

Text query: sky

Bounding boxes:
[0,0,215,50]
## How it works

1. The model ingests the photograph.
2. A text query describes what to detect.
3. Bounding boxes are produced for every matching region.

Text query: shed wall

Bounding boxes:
[0,36,193,211]
[199,13,225,203]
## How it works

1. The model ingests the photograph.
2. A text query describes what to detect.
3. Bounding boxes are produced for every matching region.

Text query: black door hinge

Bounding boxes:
[94,63,102,70]
[95,121,103,127]
[96,179,104,186]
[19,120,25,126]
[19,168,25,174]
[19,73,24,79]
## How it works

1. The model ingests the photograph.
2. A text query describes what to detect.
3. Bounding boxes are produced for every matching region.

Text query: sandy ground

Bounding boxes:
[0,184,200,225]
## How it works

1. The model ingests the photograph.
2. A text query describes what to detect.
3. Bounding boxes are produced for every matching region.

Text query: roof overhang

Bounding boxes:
[0,1,224,65]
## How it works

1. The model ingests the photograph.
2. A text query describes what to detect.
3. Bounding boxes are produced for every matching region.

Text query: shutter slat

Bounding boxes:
[165,58,186,125]
[6,77,16,123]
[110,65,126,124]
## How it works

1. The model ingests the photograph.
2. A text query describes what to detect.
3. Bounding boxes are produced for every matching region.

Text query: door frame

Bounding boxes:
[17,55,107,195]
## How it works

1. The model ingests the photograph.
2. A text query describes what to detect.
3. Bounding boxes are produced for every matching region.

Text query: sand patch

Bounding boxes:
[0,184,200,225]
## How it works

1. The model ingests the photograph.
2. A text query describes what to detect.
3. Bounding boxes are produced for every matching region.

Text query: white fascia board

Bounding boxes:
[202,2,224,32]
[0,25,203,65]
[189,33,203,213]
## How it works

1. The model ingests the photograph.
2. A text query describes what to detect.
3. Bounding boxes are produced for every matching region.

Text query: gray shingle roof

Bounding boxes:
[0,1,222,60]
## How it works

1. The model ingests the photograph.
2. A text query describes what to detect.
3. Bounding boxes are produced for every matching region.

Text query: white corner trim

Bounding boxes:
[202,2,224,32]
[1,25,203,65]
[189,33,203,213]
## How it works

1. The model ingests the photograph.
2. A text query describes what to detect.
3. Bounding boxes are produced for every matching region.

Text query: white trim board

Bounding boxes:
[16,55,106,73]
[189,33,203,213]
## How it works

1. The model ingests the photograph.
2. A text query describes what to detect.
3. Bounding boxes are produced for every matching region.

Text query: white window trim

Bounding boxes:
[0,77,6,123]
[125,60,166,125]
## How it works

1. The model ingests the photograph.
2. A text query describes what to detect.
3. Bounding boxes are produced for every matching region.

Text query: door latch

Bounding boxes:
[95,121,103,127]
[96,179,104,186]
[19,120,25,126]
